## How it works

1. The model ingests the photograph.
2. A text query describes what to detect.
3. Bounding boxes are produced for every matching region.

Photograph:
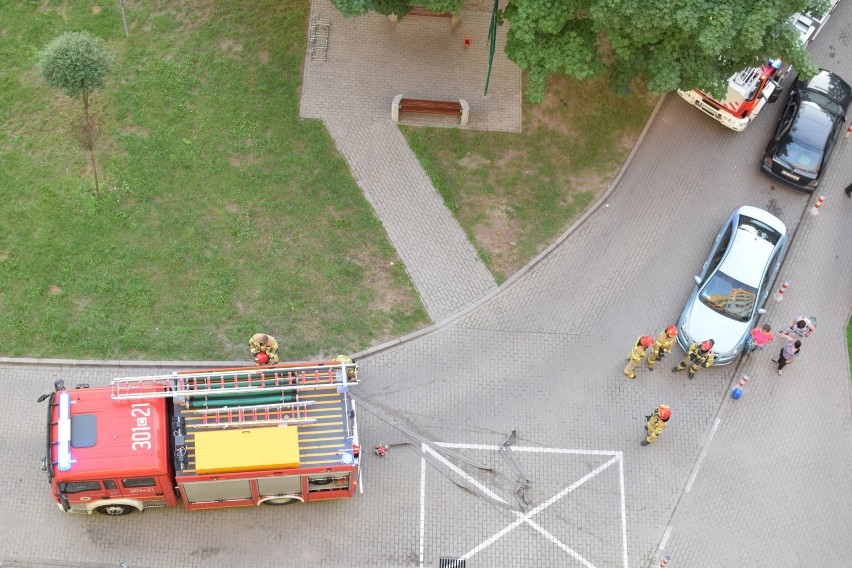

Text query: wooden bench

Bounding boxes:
[392,95,469,126]
[407,7,460,29]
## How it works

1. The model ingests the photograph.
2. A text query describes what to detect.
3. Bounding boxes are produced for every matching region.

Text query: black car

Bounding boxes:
[761,70,851,192]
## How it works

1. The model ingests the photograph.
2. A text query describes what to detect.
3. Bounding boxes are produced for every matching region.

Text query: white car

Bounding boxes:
[676,206,788,365]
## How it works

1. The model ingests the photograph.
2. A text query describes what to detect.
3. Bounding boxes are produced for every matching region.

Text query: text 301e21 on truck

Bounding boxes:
[39,359,361,516]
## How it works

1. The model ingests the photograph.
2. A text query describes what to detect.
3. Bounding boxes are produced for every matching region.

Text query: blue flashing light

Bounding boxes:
[769,59,782,70]
[57,392,73,471]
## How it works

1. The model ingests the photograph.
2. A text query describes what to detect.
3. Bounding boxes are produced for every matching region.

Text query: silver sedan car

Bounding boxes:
[676,206,788,365]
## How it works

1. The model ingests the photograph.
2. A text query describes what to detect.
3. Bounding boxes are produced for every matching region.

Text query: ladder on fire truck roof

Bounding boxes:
[732,66,764,95]
[110,360,358,400]
[188,400,318,429]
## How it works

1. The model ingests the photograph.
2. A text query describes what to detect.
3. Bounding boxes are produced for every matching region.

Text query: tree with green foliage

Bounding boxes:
[502,0,828,102]
[39,31,113,198]
[330,0,463,18]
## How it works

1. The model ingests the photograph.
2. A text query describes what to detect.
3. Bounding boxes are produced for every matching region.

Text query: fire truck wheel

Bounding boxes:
[94,504,136,516]
[261,497,299,506]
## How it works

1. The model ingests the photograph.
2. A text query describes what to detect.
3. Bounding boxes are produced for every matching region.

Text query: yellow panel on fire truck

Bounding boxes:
[193,426,300,474]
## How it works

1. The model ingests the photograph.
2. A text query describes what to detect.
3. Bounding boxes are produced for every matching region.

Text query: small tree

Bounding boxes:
[39,31,113,198]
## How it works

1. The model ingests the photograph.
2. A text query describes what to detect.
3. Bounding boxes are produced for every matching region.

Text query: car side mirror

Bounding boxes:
[693,275,702,286]
[757,308,767,315]
[767,81,782,104]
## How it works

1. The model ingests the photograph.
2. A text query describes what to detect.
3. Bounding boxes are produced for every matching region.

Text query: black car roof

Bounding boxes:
[791,102,833,149]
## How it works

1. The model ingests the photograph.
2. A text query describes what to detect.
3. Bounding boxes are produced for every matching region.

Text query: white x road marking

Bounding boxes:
[419,443,627,568]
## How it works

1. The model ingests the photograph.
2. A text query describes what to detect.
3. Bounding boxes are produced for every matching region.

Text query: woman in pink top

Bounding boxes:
[745,323,774,353]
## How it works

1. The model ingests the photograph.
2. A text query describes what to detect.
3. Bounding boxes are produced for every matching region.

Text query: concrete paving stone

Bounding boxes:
[323,116,496,321]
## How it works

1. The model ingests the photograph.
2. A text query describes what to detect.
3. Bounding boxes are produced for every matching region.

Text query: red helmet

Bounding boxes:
[665,325,677,337]
[657,405,671,420]
[700,339,715,351]
[255,352,269,365]
[640,336,654,347]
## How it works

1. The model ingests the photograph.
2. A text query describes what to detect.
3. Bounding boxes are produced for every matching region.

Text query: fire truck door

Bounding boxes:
[57,480,111,503]
[117,476,166,499]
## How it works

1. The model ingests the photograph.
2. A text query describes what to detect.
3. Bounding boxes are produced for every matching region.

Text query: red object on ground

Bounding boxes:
[464,37,470,47]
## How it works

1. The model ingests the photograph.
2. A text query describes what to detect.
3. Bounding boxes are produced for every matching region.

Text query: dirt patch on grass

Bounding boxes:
[121,126,150,138]
[458,153,489,169]
[525,77,580,137]
[258,50,270,64]
[228,153,260,167]
[48,285,62,296]
[348,251,412,315]
[470,199,523,276]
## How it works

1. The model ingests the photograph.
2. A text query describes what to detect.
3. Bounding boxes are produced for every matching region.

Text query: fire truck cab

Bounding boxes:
[677,61,784,131]
[41,359,361,516]
[42,383,175,515]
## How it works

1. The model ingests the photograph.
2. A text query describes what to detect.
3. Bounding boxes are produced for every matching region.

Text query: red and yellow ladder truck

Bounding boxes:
[39,359,361,516]
[677,60,785,131]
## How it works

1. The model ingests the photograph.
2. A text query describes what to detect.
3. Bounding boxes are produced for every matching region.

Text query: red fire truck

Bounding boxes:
[677,2,840,131]
[677,60,785,131]
[39,359,360,515]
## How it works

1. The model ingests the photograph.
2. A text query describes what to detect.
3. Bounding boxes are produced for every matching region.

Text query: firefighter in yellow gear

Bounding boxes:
[334,354,357,380]
[249,333,279,365]
[641,405,671,446]
[672,339,715,379]
[624,336,654,379]
[647,325,678,370]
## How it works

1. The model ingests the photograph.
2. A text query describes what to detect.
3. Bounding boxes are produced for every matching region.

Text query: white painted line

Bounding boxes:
[419,444,426,568]
[436,442,619,456]
[460,454,620,563]
[686,417,720,493]
[659,526,673,550]
[423,444,507,503]
[618,452,629,568]
[420,443,628,567]
[524,517,596,568]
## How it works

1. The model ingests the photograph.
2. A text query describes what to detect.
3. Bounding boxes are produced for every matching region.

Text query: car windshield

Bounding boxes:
[801,89,844,116]
[776,137,822,173]
[699,271,757,322]
[738,216,783,245]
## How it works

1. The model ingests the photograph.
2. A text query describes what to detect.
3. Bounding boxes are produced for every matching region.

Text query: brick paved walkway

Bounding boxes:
[300,0,521,131]
[324,117,496,320]
[300,0,521,320]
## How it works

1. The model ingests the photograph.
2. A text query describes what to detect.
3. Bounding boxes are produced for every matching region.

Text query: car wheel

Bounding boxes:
[95,504,136,516]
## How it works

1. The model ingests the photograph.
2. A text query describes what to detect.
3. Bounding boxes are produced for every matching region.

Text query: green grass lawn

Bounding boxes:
[1,1,658,361]
[0,1,427,360]
[402,76,657,282]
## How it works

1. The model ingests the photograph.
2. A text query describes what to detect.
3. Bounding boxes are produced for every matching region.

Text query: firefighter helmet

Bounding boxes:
[255,351,269,365]
[640,336,654,347]
[657,405,671,420]
[665,325,677,337]
[700,339,715,351]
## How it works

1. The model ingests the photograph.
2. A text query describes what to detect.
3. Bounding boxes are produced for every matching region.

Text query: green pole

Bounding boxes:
[484,0,499,96]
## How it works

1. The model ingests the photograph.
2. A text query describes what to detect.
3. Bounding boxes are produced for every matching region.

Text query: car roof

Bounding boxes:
[805,70,852,110]
[791,102,833,149]
[719,228,776,286]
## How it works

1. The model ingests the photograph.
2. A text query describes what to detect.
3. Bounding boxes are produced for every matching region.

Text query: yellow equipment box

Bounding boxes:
[194,426,300,474]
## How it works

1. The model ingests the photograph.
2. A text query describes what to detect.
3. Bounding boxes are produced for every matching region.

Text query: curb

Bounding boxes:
[0,94,669,369]
[352,92,670,360]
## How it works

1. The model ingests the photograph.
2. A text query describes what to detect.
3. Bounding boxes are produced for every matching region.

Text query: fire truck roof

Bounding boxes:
[50,386,171,481]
